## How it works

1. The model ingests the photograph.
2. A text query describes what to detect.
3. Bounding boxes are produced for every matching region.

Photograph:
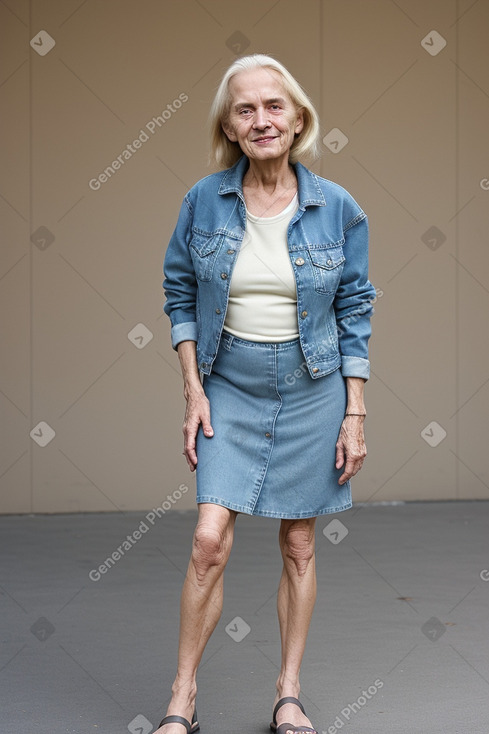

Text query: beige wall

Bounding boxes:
[1,0,488,513]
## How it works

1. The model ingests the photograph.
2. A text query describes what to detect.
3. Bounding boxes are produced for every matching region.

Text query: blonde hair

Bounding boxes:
[208,54,321,169]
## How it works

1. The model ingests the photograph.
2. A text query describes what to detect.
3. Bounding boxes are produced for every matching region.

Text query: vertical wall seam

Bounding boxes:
[29,0,33,512]
[319,0,323,179]
[455,0,460,499]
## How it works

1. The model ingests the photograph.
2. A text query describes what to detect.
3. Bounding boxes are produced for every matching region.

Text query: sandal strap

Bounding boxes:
[158,714,192,733]
[272,697,306,725]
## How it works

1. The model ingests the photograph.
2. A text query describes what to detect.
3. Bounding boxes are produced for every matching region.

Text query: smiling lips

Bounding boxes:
[252,136,278,143]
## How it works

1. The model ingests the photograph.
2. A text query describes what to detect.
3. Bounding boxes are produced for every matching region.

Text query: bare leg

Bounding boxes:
[273,517,318,731]
[156,503,238,734]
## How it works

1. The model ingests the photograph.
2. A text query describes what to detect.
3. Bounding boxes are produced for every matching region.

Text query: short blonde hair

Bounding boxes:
[208,54,321,169]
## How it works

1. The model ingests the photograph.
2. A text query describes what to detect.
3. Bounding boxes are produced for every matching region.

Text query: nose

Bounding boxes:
[253,106,270,129]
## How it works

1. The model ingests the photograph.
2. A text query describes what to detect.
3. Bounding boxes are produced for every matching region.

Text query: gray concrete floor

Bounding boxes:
[1,501,488,734]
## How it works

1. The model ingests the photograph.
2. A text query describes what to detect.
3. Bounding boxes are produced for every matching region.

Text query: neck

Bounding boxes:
[244,155,296,193]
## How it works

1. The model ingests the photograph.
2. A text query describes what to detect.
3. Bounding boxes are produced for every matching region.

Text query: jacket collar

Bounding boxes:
[218,155,326,208]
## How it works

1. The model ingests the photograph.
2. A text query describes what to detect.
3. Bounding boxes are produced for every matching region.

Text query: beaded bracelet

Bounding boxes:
[344,413,366,417]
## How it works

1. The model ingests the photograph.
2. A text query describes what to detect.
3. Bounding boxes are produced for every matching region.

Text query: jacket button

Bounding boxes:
[295,257,305,266]
[227,249,235,255]
[220,272,228,279]
[265,432,271,438]
[200,362,207,369]
[215,308,221,314]
[301,310,308,318]
[312,367,319,373]
[327,258,333,266]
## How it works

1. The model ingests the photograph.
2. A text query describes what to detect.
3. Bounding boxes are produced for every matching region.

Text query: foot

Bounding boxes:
[155,688,198,734]
[271,693,317,733]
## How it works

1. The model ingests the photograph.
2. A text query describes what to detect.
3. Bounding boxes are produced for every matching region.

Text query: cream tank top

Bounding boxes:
[223,193,299,342]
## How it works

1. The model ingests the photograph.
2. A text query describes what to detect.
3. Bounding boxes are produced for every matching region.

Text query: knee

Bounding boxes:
[282,526,315,577]
[191,523,228,582]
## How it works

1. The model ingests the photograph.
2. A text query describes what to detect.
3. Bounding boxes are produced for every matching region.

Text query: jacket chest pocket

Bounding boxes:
[307,245,345,294]
[189,232,223,282]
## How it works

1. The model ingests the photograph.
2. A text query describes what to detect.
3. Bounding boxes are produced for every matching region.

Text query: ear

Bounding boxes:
[222,120,238,142]
[294,107,305,135]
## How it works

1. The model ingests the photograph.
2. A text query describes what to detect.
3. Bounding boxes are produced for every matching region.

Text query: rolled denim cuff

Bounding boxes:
[341,355,370,380]
[171,321,198,350]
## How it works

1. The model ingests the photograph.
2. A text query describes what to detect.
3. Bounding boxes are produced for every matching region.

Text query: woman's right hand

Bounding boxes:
[182,386,214,472]
[176,341,214,471]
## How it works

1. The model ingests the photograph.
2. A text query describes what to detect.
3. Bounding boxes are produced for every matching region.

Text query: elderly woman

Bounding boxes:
[159,54,375,734]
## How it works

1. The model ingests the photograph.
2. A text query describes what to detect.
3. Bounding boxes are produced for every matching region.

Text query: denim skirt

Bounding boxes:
[196,331,352,519]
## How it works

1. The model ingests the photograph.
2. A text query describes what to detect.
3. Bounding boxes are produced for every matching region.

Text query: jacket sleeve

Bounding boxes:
[162,195,198,349]
[334,212,376,380]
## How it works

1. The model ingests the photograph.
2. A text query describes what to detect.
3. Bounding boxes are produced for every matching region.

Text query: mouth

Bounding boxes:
[252,136,277,143]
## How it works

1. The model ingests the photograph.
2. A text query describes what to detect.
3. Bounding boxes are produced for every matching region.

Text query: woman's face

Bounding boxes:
[222,67,304,164]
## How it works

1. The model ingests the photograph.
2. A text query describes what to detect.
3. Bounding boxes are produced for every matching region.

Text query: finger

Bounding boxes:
[335,441,345,469]
[183,408,214,469]
[183,422,199,470]
[338,458,357,485]
[183,442,197,472]
[200,412,214,438]
[183,451,196,472]
[338,455,365,484]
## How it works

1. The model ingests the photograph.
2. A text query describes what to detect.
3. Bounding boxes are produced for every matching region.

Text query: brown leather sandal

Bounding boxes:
[270,696,318,734]
[157,708,199,733]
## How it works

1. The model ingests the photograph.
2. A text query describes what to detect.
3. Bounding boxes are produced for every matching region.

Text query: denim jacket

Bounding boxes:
[163,155,375,380]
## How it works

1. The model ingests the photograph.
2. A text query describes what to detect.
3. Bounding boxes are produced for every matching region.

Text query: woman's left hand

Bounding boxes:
[335,416,367,485]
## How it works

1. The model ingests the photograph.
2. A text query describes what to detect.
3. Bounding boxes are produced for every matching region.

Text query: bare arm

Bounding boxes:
[335,376,367,485]
[176,340,214,472]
